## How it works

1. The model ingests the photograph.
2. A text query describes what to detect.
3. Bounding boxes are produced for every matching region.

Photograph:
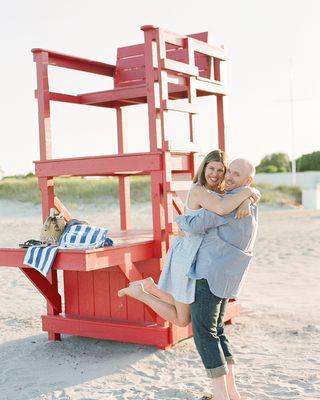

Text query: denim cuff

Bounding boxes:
[225,356,236,365]
[206,363,229,378]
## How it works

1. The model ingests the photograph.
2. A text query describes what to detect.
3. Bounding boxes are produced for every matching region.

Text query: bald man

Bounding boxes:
[176,159,258,400]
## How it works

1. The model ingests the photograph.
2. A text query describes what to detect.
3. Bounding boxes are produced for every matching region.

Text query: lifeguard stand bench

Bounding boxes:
[0,26,239,349]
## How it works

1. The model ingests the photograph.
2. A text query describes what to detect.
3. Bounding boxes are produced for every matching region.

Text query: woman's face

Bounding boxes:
[204,161,225,190]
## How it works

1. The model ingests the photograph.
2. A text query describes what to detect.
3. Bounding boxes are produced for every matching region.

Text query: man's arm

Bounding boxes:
[175,209,228,235]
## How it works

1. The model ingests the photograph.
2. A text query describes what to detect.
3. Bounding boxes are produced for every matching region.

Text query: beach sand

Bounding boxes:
[0,200,319,400]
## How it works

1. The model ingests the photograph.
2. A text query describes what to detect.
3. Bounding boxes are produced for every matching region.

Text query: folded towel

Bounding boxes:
[23,245,59,276]
[23,225,113,276]
[58,224,113,249]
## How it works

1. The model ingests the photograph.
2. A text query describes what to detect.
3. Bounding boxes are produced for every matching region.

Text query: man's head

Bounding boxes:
[224,158,255,191]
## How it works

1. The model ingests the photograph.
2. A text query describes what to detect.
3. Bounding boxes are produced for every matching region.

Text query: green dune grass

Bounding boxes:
[0,176,301,206]
[0,176,151,204]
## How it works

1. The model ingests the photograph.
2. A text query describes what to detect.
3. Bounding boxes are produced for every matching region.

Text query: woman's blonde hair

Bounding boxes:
[193,149,228,190]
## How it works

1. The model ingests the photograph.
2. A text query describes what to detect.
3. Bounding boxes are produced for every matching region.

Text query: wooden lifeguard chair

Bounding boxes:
[0,26,239,349]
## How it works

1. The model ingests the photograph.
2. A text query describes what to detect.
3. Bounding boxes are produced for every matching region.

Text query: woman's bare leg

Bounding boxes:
[130,277,175,305]
[118,283,191,327]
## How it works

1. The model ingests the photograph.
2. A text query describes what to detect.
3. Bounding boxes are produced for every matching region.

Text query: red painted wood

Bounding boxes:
[20,268,62,313]
[0,232,155,271]
[32,48,115,76]
[109,269,127,320]
[117,107,131,230]
[161,58,199,77]
[80,84,147,105]
[78,271,95,317]
[54,196,72,221]
[34,152,162,177]
[42,314,170,348]
[93,270,111,318]
[63,271,79,315]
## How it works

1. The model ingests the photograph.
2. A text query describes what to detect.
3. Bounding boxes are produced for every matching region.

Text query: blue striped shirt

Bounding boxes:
[175,187,258,299]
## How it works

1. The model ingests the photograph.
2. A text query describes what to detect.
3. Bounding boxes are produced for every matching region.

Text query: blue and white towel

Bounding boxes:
[23,224,113,276]
[23,245,59,277]
[58,224,113,249]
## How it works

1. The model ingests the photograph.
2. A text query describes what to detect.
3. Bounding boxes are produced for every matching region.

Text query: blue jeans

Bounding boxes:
[190,279,235,378]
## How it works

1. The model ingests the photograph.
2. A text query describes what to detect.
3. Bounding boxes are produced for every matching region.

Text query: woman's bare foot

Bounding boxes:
[118,282,147,300]
[130,277,157,293]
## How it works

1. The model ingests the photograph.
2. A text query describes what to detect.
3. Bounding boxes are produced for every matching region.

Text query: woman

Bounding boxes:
[118,150,257,325]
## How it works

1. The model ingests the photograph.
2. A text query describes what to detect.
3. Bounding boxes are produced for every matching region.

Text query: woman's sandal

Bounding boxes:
[19,239,48,248]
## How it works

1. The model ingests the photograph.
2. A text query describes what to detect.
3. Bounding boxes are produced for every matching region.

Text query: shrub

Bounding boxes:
[256,153,291,173]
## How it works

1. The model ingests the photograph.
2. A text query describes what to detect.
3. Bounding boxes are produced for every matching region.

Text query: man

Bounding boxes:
[175,158,258,400]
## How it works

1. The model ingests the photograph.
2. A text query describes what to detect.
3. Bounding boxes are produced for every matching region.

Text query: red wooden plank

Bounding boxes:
[109,269,127,320]
[48,92,82,104]
[115,67,146,83]
[118,262,143,282]
[54,196,72,221]
[42,314,171,348]
[80,84,146,105]
[172,195,185,215]
[0,238,154,272]
[78,271,95,317]
[34,152,162,177]
[170,153,191,172]
[194,79,227,96]
[126,297,145,322]
[115,79,146,88]
[93,270,111,318]
[187,32,209,42]
[217,95,226,151]
[20,267,62,313]
[117,43,144,58]
[161,59,199,77]
[163,99,198,114]
[63,271,79,315]
[117,107,131,230]
[32,48,115,76]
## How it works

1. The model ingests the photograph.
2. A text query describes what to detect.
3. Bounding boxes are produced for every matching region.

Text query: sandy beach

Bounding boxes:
[0,200,319,400]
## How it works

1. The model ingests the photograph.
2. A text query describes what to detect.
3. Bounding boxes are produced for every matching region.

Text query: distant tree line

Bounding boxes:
[256,151,320,173]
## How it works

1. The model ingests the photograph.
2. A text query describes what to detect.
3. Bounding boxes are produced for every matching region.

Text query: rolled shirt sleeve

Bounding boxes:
[176,209,228,234]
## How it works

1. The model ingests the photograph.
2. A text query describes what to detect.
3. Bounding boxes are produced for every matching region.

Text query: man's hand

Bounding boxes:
[236,199,251,219]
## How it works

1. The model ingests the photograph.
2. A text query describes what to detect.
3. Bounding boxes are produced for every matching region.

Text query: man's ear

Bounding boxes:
[246,176,253,185]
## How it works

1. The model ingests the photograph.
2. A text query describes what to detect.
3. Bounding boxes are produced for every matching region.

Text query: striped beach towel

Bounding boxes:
[23,224,113,276]
[58,224,113,249]
[23,245,59,276]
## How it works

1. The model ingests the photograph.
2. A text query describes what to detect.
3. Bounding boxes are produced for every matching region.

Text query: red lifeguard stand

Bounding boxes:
[0,26,239,348]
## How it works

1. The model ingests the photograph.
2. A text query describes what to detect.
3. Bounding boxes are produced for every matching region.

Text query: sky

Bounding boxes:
[1,0,320,176]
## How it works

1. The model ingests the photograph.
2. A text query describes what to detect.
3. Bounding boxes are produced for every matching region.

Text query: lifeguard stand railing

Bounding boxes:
[0,26,239,349]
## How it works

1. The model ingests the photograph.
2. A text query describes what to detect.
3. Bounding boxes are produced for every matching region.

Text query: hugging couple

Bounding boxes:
[119,149,259,400]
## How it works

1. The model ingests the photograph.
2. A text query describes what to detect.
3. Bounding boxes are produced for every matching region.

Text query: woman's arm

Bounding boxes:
[193,185,258,215]
[235,192,261,219]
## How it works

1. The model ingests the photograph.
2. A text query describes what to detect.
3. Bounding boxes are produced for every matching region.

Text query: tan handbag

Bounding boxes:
[40,208,67,245]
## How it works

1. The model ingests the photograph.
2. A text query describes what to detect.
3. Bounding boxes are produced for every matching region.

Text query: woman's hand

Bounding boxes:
[249,187,261,203]
[177,229,185,238]
[235,199,252,219]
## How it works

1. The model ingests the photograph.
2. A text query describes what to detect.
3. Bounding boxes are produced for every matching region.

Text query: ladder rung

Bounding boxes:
[164,140,200,153]
[163,99,198,114]
[167,181,192,192]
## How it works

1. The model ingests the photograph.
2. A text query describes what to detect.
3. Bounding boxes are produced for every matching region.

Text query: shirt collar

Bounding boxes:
[225,185,247,194]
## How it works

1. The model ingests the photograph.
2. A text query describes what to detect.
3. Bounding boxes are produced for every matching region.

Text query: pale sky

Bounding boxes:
[1,0,320,176]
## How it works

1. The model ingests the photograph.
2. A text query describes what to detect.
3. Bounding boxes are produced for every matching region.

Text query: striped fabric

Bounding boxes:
[23,224,113,276]
[23,245,59,277]
[58,224,113,249]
